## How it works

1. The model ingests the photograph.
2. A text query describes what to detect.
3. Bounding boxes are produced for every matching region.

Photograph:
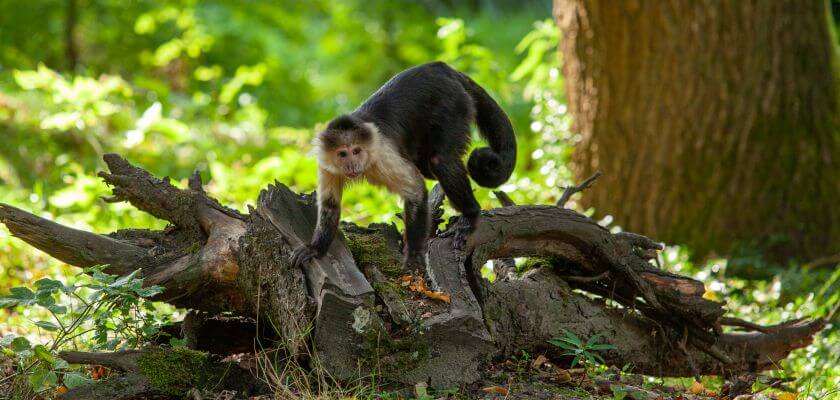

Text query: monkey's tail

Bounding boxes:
[457,72,517,188]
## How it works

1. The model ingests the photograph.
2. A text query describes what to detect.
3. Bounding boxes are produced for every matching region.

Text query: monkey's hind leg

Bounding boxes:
[430,157,480,251]
[402,188,430,274]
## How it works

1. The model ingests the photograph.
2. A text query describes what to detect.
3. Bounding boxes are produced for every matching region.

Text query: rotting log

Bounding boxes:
[0,154,825,397]
[56,347,266,399]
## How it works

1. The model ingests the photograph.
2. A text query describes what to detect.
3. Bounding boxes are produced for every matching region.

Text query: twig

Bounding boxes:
[677,325,701,382]
[493,191,516,207]
[188,170,205,193]
[719,317,773,333]
[563,271,610,283]
[804,253,840,269]
[557,171,601,208]
[689,337,733,365]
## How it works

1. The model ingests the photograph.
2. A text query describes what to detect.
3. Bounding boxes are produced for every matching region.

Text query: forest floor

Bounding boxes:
[462,355,791,400]
[1,349,796,400]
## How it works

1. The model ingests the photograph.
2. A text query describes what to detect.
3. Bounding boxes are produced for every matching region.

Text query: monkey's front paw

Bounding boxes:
[290,245,317,269]
[451,226,471,251]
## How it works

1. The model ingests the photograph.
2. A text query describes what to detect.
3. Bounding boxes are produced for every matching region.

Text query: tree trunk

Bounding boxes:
[0,154,825,398]
[554,0,840,260]
[64,0,79,70]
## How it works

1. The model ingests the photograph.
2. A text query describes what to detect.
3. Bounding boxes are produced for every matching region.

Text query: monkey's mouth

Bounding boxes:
[346,172,361,179]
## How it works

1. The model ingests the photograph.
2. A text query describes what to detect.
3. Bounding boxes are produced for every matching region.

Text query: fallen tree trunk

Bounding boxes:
[0,154,825,397]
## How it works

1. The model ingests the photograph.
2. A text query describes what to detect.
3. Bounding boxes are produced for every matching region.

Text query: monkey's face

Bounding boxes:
[333,144,369,179]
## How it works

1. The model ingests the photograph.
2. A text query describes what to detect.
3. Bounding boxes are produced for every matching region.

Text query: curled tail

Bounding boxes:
[457,72,517,188]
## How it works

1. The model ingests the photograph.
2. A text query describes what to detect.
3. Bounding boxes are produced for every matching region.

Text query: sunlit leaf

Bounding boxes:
[134,13,156,34]
[34,278,64,291]
[34,321,60,332]
[0,298,19,309]
[33,344,54,363]
[11,337,31,352]
[28,366,58,391]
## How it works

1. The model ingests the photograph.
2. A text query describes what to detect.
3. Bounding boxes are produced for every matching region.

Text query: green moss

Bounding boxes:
[517,257,552,272]
[372,280,408,300]
[186,242,202,254]
[137,347,215,395]
[345,234,403,277]
[364,327,430,377]
[516,256,577,273]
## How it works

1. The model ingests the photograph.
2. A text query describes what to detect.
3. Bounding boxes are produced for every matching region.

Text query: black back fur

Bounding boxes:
[348,61,516,188]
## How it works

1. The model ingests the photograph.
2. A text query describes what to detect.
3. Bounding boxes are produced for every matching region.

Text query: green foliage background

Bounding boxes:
[0,0,837,398]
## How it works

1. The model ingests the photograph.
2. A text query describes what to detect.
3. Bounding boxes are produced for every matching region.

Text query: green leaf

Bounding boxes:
[28,366,58,391]
[35,291,56,307]
[9,287,35,301]
[570,355,582,368]
[104,338,120,350]
[54,358,69,370]
[33,345,54,363]
[34,278,64,291]
[150,118,191,142]
[111,269,140,288]
[560,330,583,345]
[0,298,19,308]
[47,305,68,315]
[141,325,159,337]
[91,269,114,284]
[589,344,615,351]
[548,340,579,351]
[35,321,60,332]
[63,371,92,389]
[585,333,604,347]
[137,285,163,298]
[611,386,628,400]
[551,336,583,348]
[10,337,31,352]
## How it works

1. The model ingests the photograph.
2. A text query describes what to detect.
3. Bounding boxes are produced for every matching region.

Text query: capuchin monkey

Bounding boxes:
[290,61,516,271]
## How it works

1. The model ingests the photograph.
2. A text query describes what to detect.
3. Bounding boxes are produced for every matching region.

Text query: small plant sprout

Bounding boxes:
[548,329,615,370]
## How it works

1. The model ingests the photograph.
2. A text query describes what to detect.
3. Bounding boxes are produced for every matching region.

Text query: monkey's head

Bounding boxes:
[316,114,374,179]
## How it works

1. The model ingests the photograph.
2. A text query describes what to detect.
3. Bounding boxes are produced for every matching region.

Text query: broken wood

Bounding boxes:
[0,154,825,396]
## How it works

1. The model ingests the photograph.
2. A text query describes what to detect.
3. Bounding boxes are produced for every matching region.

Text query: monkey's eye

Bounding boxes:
[352,147,361,155]
[338,151,348,157]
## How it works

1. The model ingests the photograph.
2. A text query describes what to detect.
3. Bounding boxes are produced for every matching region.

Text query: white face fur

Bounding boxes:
[315,122,425,202]
[331,143,369,179]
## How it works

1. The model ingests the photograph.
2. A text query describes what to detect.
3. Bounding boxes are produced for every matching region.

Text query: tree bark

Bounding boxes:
[0,154,825,397]
[554,0,840,260]
[64,0,79,70]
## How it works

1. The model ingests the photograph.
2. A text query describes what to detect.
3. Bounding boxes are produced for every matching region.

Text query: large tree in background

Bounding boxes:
[554,0,840,260]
